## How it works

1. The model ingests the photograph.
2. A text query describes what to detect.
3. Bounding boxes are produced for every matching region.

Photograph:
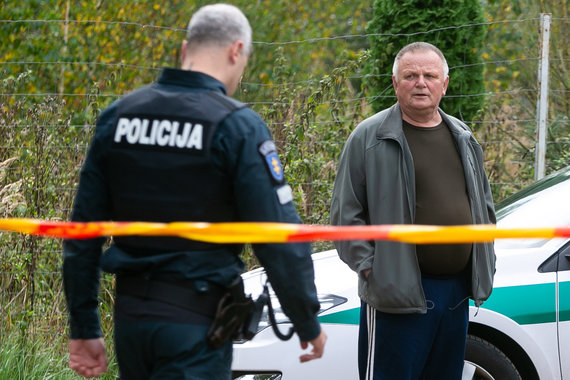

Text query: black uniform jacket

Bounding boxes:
[63,68,321,342]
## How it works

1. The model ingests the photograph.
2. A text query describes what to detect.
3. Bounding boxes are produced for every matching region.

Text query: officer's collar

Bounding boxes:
[158,68,227,95]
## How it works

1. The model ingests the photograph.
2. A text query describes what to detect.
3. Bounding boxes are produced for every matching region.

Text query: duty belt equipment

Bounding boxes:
[116,275,295,349]
[206,279,295,348]
[116,276,225,318]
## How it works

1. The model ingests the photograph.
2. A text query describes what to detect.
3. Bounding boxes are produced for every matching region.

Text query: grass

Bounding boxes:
[1,269,119,380]
[0,328,119,380]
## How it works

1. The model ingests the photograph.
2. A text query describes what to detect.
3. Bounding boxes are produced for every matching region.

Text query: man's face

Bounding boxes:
[392,50,449,119]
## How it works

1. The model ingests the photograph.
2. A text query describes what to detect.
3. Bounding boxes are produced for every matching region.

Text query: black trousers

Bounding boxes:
[114,294,233,380]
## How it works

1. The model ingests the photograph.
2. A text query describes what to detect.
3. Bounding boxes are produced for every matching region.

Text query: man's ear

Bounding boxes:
[392,75,398,94]
[229,40,244,64]
[442,75,449,95]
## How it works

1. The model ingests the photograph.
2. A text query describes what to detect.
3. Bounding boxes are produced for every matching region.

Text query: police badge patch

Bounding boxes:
[258,140,284,183]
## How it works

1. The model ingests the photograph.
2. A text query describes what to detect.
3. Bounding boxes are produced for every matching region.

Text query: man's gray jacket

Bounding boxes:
[330,103,496,313]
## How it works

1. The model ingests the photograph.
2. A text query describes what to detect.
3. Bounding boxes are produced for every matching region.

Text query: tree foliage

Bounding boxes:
[364,0,487,122]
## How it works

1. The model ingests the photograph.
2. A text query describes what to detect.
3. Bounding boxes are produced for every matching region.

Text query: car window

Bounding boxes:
[495,166,570,212]
[496,167,570,249]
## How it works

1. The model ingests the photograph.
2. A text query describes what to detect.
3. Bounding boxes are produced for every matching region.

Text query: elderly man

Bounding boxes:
[63,4,326,379]
[331,42,495,379]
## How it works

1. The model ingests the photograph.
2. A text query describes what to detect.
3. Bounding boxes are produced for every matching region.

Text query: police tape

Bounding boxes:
[1,218,570,244]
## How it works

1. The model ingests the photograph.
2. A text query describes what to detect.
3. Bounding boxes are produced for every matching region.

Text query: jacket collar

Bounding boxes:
[157,68,227,95]
[375,103,404,140]
[440,112,470,136]
[376,103,470,141]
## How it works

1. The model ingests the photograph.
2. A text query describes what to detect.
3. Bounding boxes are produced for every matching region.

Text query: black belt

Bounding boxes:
[115,276,227,318]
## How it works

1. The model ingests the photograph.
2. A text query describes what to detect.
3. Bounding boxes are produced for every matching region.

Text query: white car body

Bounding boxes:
[232,166,570,380]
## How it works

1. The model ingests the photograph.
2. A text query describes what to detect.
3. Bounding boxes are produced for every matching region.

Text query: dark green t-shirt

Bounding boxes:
[403,120,473,275]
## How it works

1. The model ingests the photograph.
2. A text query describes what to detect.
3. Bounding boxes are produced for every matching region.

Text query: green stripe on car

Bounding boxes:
[318,281,570,326]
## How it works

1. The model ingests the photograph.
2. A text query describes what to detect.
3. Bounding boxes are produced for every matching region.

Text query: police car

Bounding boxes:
[231,165,570,380]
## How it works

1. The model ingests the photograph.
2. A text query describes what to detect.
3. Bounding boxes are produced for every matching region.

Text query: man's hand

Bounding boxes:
[299,329,327,363]
[69,338,108,378]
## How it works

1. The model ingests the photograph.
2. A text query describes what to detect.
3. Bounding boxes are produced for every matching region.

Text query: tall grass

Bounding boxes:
[0,328,118,379]
[0,273,118,379]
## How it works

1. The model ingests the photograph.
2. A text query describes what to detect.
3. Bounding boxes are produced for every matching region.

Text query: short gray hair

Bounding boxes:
[392,42,449,80]
[186,3,253,56]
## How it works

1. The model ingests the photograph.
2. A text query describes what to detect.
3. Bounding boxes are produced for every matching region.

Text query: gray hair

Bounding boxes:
[392,42,449,80]
[186,3,253,56]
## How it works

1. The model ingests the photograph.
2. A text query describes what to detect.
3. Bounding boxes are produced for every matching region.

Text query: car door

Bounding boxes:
[539,239,570,378]
[555,241,570,378]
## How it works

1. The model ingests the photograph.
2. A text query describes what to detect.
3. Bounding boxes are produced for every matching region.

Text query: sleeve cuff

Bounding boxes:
[69,321,103,340]
[294,316,322,342]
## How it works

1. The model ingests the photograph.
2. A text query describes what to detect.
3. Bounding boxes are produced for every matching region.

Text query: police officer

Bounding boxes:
[63,4,326,379]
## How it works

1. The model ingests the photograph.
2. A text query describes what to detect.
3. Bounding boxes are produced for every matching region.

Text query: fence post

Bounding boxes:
[535,13,551,180]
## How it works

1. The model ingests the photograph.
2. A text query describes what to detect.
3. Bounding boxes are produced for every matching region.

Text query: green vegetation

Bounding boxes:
[365,0,486,122]
[0,0,568,377]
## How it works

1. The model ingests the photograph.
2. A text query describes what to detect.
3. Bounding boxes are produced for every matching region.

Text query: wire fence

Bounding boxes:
[0,14,569,345]
[0,16,568,228]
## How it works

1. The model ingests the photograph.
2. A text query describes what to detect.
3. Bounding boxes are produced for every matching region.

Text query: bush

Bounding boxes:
[364,0,486,123]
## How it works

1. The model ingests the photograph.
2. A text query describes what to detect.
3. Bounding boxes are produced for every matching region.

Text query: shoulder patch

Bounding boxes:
[276,185,293,205]
[258,140,284,183]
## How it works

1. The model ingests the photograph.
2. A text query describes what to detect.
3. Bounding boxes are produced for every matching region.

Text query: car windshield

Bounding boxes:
[495,166,570,249]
